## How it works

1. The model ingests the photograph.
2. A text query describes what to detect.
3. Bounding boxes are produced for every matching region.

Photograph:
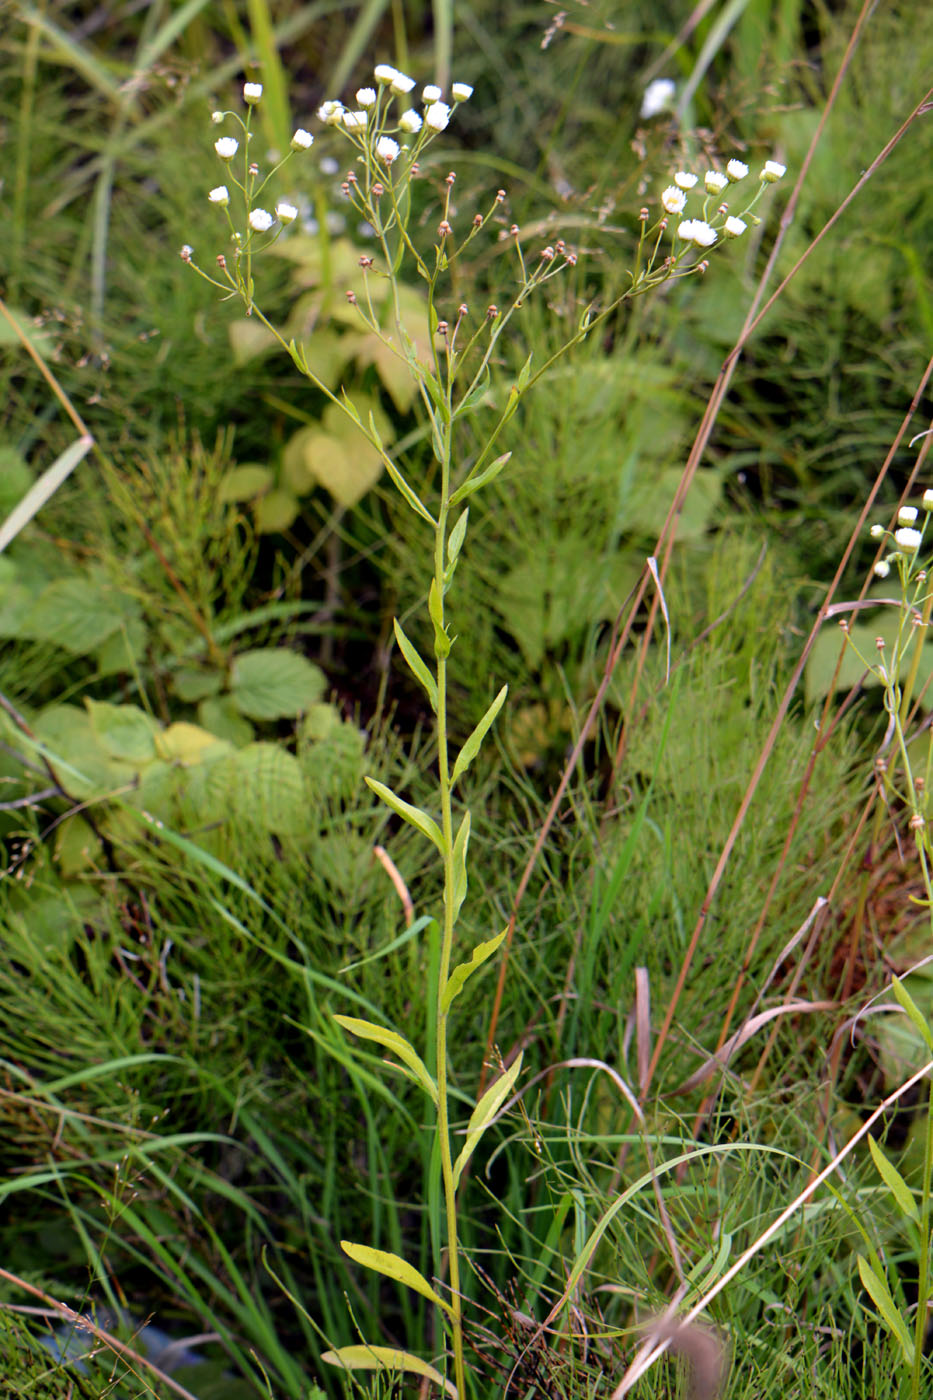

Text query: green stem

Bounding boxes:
[910,1018,933,1400]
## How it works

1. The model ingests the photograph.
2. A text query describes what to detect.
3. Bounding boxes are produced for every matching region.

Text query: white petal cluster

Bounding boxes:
[276,201,298,224]
[898,505,918,524]
[393,72,416,93]
[451,82,473,101]
[374,64,399,84]
[640,77,675,119]
[375,135,400,164]
[674,171,698,190]
[726,158,748,180]
[724,216,747,237]
[291,128,314,149]
[356,87,376,107]
[423,84,442,102]
[208,185,230,206]
[924,489,933,511]
[211,110,225,124]
[343,110,368,130]
[243,82,263,104]
[425,101,451,131]
[661,186,686,215]
[248,208,274,232]
[874,560,891,578]
[678,219,716,247]
[761,160,786,182]
[317,101,343,125]
[215,137,238,159]
[398,109,423,133]
[704,170,728,194]
[869,523,885,538]
[895,527,923,551]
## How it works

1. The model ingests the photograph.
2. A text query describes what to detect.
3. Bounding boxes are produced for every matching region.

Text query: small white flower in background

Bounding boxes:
[724,216,747,237]
[451,82,473,101]
[640,77,676,119]
[899,505,919,524]
[704,170,728,194]
[760,160,786,182]
[248,207,274,232]
[661,186,686,215]
[276,201,298,224]
[674,171,698,190]
[343,110,368,130]
[874,559,891,578]
[422,84,442,102]
[317,101,343,125]
[243,82,263,104]
[678,219,716,247]
[895,527,923,552]
[208,185,230,206]
[215,136,238,159]
[320,155,339,175]
[726,159,748,181]
[425,101,451,131]
[180,244,194,260]
[375,135,400,164]
[399,109,423,133]
[291,128,314,150]
[211,110,225,124]
[374,64,399,84]
[356,87,377,107]
[870,523,885,539]
[924,489,933,511]
[391,71,416,94]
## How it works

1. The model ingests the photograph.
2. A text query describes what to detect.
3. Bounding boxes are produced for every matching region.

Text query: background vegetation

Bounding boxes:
[2,0,933,1396]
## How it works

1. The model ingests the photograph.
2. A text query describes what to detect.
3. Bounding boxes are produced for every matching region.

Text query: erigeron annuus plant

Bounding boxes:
[183,68,785,1398]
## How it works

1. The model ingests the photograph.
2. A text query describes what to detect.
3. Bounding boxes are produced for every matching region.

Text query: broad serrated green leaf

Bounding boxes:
[891,976,933,1052]
[857,1254,914,1365]
[393,618,438,711]
[23,577,126,654]
[448,810,470,924]
[868,1135,919,1223]
[451,685,508,785]
[333,1015,437,1103]
[230,743,306,834]
[365,777,445,853]
[230,648,326,720]
[452,1051,523,1188]
[340,1242,452,1314]
[321,1345,456,1397]
[449,451,512,506]
[85,700,158,763]
[442,929,507,1014]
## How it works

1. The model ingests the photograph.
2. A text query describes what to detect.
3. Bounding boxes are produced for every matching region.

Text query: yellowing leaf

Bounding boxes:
[442,929,508,1014]
[340,1241,452,1314]
[321,1345,456,1398]
[333,1015,437,1103]
[452,1052,523,1187]
[155,722,223,765]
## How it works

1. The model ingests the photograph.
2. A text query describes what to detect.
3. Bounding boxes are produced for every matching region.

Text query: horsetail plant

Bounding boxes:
[183,68,785,1398]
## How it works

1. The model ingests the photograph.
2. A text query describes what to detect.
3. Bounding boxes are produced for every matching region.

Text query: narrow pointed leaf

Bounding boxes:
[857,1254,914,1364]
[449,451,512,507]
[868,1135,919,1222]
[442,929,507,1014]
[365,777,444,853]
[451,685,508,784]
[368,412,436,525]
[321,1345,457,1397]
[333,1015,437,1103]
[393,618,438,712]
[340,1241,453,1314]
[447,509,469,567]
[452,1051,523,1187]
[891,976,933,1052]
[447,810,470,925]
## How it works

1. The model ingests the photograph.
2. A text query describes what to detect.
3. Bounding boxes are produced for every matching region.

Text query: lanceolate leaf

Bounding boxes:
[393,618,438,712]
[452,1051,523,1188]
[333,1015,437,1103]
[449,452,512,507]
[340,1241,453,1314]
[365,777,445,853]
[442,929,507,1015]
[857,1254,914,1365]
[891,976,933,1053]
[447,810,470,925]
[321,1345,457,1398]
[868,1135,919,1223]
[451,686,508,784]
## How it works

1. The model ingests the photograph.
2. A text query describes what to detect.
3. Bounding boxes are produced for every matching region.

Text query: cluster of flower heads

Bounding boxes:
[652,157,786,251]
[870,496,933,577]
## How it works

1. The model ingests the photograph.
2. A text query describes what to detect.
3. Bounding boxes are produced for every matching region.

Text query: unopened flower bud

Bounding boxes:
[211,111,225,124]
[874,559,891,578]
[870,523,884,538]
[438,220,452,237]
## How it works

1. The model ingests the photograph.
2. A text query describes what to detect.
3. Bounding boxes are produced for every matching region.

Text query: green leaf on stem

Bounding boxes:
[891,975,933,1052]
[447,810,470,924]
[393,618,438,712]
[340,1241,453,1314]
[453,369,491,421]
[452,1051,523,1188]
[451,685,508,785]
[365,776,445,853]
[868,1135,919,1223]
[333,1014,438,1103]
[857,1254,914,1366]
[321,1346,457,1398]
[428,579,450,657]
[449,452,512,507]
[382,456,437,527]
[442,928,507,1015]
[447,510,468,568]
[516,351,534,391]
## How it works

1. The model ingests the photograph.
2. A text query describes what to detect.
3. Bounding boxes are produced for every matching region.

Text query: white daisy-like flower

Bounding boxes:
[317,101,343,126]
[723,216,747,237]
[356,87,377,107]
[924,489,933,511]
[342,110,368,130]
[375,135,400,164]
[451,82,473,101]
[276,201,298,224]
[870,523,885,538]
[678,219,716,247]
[374,64,399,84]
[211,110,225,124]
[291,127,314,149]
[425,100,451,131]
[761,159,786,182]
[398,109,423,133]
[422,84,442,102]
[899,505,919,524]
[874,559,891,578]
[391,72,416,94]
[640,77,675,119]
[661,186,686,215]
[674,171,698,190]
[208,185,230,206]
[243,82,263,104]
[704,170,728,194]
[726,158,748,181]
[248,207,274,232]
[215,137,238,160]
[895,527,923,552]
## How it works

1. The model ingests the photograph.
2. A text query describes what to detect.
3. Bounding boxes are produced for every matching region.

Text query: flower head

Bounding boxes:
[704,170,728,194]
[317,101,343,125]
[375,135,400,164]
[423,84,442,102]
[275,201,298,224]
[214,137,238,160]
[398,108,423,134]
[425,101,451,131]
[243,82,263,104]
[678,219,716,247]
[870,523,885,539]
[874,559,891,578]
[342,110,368,130]
[726,159,748,181]
[899,505,919,524]
[760,159,786,183]
[248,207,274,232]
[924,489,933,512]
[451,82,473,101]
[211,110,225,124]
[391,71,416,94]
[674,171,698,190]
[208,185,230,206]
[291,127,314,150]
[723,216,747,237]
[661,186,686,215]
[374,64,399,84]
[356,87,376,107]
[640,77,675,119]
[895,527,923,552]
